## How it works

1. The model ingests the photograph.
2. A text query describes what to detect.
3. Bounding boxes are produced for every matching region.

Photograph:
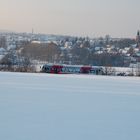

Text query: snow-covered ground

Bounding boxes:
[0,72,140,140]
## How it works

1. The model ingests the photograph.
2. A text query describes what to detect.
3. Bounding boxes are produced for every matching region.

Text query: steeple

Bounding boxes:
[137,30,140,36]
[136,30,140,48]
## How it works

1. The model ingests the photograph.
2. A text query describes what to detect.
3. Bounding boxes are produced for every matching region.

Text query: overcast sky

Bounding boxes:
[0,0,140,37]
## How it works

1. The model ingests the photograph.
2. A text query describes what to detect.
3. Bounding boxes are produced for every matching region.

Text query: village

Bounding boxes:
[0,31,140,76]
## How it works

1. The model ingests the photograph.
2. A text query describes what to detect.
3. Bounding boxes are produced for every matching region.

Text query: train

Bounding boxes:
[41,64,103,75]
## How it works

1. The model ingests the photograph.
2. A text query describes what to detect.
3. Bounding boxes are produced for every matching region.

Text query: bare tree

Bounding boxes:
[103,66,116,75]
[20,42,61,63]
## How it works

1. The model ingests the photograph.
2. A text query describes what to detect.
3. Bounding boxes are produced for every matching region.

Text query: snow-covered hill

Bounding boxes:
[0,72,140,140]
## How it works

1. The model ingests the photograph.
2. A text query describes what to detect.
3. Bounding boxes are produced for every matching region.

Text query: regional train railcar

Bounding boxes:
[41,64,103,75]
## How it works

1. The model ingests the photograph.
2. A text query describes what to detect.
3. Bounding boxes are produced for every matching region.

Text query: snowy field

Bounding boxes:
[0,72,140,140]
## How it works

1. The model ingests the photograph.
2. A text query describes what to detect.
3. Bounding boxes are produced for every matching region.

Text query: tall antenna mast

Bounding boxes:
[32,28,34,35]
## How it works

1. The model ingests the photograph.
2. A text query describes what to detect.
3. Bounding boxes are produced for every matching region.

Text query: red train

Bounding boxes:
[41,64,103,75]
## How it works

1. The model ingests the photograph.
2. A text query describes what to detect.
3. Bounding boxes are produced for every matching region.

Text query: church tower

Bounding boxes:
[136,30,140,48]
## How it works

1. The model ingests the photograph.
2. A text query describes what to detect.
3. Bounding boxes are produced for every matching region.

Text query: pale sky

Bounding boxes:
[0,0,140,37]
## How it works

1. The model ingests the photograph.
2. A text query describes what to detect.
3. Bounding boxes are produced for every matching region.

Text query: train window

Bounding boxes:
[67,68,70,72]
[72,68,76,73]
[62,67,66,72]
[70,68,74,72]
[73,68,77,73]
[75,68,80,73]
[90,69,95,74]
[66,67,69,72]
[71,69,74,72]
[65,67,68,72]
[69,68,72,72]
[44,67,50,72]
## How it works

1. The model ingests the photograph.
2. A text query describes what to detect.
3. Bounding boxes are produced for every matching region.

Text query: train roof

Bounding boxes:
[43,64,102,69]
